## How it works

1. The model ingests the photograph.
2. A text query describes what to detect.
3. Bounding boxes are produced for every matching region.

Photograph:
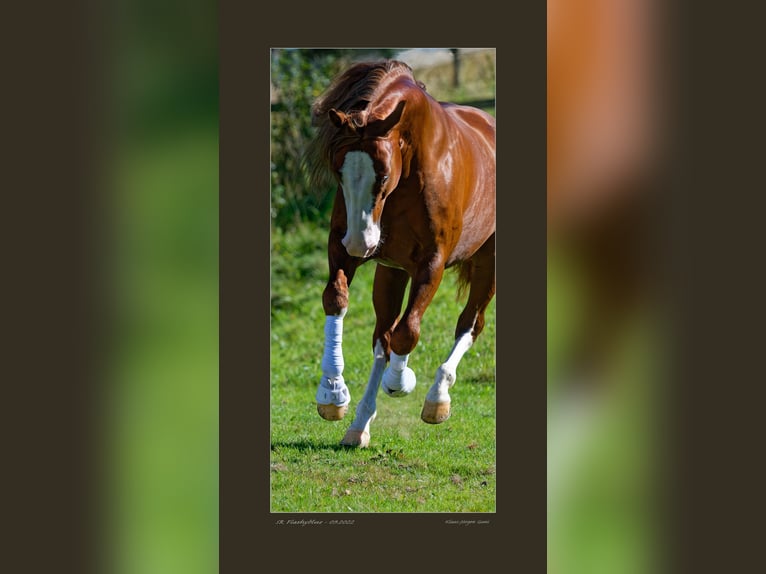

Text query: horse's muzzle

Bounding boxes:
[343,242,377,258]
[342,233,379,258]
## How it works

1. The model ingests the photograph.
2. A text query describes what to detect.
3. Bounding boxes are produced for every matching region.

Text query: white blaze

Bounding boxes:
[340,151,380,257]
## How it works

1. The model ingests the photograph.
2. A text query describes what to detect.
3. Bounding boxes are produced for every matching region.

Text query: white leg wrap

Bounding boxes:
[316,375,350,407]
[321,312,346,379]
[317,311,350,407]
[381,351,417,397]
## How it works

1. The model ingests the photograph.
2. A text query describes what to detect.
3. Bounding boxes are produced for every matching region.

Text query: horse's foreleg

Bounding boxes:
[383,261,445,396]
[342,265,409,446]
[316,247,359,420]
[316,302,350,421]
[340,341,386,447]
[423,237,495,424]
[375,265,415,400]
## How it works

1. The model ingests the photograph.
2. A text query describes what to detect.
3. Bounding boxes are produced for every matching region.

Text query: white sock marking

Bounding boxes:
[348,340,387,433]
[426,330,474,404]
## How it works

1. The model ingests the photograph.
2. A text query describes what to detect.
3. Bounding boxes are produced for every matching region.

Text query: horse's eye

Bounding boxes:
[380,175,389,184]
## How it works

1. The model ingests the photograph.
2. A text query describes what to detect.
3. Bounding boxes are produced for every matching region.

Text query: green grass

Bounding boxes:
[270,223,496,513]
[547,246,662,574]
[412,49,496,106]
[113,122,218,574]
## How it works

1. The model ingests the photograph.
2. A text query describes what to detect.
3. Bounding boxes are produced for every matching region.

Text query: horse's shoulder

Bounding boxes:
[441,102,492,122]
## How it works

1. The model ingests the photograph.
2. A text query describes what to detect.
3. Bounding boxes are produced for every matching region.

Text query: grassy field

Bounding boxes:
[112,121,219,574]
[270,224,496,513]
[547,243,661,574]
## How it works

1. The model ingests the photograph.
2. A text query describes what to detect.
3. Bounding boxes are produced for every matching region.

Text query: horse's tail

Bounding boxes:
[455,260,473,302]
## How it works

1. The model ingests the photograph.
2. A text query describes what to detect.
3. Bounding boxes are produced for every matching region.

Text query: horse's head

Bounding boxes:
[328,100,407,258]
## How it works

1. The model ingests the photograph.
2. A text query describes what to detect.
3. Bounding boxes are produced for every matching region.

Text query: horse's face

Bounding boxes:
[329,101,406,258]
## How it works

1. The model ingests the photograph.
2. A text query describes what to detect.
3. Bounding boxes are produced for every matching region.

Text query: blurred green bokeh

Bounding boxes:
[547,270,662,574]
[107,2,218,573]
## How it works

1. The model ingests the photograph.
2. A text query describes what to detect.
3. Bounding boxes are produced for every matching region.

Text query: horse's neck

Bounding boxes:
[406,96,451,162]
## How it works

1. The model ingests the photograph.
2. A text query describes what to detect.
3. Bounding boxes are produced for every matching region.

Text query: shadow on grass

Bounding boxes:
[463,373,497,385]
[271,439,357,452]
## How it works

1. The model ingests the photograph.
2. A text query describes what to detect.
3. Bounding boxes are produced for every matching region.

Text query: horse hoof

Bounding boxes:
[317,402,348,421]
[421,400,451,424]
[340,429,370,448]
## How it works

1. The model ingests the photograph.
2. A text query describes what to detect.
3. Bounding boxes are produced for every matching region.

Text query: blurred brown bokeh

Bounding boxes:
[548,1,668,572]
[548,0,663,379]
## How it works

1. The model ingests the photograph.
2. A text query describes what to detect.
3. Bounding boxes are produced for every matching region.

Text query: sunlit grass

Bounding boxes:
[112,123,218,574]
[547,247,661,574]
[270,223,496,513]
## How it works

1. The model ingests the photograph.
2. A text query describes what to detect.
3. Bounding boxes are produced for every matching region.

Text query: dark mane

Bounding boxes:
[305,60,423,191]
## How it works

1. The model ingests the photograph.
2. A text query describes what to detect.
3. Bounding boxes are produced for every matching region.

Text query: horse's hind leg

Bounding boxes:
[341,265,409,447]
[380,264,419,399]
[422,235,495,424]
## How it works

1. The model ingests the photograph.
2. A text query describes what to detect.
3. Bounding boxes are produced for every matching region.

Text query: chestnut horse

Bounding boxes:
[306,60,495,448]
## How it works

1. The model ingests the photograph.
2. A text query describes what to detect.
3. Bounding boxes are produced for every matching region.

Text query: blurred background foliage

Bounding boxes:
[547,0,666,572]
[109,2,218,574]
[269,49,397,228]
[269,48,495,230]
[106,42,493,574]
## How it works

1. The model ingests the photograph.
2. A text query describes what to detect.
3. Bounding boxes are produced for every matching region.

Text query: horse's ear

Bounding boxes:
[328,108,347,128]
[368,100,406,137]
